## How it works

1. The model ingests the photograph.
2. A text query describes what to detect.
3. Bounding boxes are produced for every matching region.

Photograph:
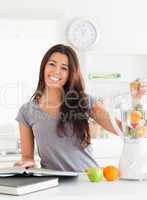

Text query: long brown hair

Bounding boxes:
[31,44,90,147]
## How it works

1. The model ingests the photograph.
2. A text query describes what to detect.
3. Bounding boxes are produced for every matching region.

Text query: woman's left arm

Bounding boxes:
[90,101,121,135]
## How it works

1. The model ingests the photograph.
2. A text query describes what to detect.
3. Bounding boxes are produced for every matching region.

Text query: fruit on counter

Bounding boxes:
[130,110,142,124]
[103,166,119,181]
[85,167,103,182]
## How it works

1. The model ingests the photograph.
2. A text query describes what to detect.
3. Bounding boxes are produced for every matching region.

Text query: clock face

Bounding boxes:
[67,19,98,50]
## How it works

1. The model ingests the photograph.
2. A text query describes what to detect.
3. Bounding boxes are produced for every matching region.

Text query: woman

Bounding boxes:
[14,44,145,172]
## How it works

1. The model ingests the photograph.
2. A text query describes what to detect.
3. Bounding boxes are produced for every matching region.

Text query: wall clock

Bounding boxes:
[67,18,100,50]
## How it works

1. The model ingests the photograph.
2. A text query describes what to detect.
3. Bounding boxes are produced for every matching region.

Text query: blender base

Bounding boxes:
[119,138,147,180]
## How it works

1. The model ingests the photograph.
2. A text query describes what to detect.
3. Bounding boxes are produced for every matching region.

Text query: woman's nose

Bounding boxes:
[54,66,61,74]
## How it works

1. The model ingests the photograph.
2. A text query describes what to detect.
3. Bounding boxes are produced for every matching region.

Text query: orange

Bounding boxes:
[103,166,119,181]
[130,111,142,124]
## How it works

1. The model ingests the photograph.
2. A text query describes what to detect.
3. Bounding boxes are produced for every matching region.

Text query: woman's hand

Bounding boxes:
[130,79,147,99]
[14,160,35,169]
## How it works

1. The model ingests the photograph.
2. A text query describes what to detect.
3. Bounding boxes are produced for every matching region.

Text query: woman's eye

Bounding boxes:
[48,63,55,67]
[62,67,68,71]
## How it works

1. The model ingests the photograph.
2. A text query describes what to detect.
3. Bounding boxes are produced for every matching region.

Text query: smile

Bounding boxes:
[49,76,61,81]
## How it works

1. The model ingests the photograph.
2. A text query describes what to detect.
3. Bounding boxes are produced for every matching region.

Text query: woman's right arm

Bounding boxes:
[14,123,35,168]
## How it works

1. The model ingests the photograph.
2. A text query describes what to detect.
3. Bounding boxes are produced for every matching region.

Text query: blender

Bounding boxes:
[109,79,147,180]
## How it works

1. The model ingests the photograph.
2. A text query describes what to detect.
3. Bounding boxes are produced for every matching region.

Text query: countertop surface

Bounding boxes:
[0,174,146,200]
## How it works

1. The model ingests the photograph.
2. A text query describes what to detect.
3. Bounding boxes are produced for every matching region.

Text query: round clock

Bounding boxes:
[67,19,100,50]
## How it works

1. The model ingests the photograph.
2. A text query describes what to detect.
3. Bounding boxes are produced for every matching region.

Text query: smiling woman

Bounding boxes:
[15,44,100,171]
[14,44,147,172]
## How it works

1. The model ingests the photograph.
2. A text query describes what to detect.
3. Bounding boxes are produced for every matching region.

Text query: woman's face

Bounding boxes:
[44,52,69,89]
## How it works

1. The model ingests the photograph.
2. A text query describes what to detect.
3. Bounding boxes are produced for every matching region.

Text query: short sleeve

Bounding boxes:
[15,103,32,128]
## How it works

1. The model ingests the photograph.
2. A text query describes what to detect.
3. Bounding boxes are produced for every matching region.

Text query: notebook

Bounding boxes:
[0,166,79,177]
[0,176,58,195]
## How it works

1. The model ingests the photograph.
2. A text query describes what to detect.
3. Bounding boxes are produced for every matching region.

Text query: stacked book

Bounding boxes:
[0,167,78,195]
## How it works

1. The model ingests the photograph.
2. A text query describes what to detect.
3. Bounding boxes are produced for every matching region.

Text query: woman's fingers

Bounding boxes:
[21,161,35,168]
[130,80,147,98]
[14,160,35,168]
[140,82,147,93]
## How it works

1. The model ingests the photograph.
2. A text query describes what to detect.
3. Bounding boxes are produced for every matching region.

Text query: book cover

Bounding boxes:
[0,176,58,195]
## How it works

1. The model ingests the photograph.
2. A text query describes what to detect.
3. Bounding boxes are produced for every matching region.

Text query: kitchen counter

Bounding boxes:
[0,174,146,200]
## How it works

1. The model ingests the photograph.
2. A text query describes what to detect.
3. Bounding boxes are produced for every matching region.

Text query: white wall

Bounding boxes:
[1,0,147,53]
[0,19,61,123]
[0,0,147,99]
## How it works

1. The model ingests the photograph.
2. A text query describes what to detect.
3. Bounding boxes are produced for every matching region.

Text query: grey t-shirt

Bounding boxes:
[15,95,99,172]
